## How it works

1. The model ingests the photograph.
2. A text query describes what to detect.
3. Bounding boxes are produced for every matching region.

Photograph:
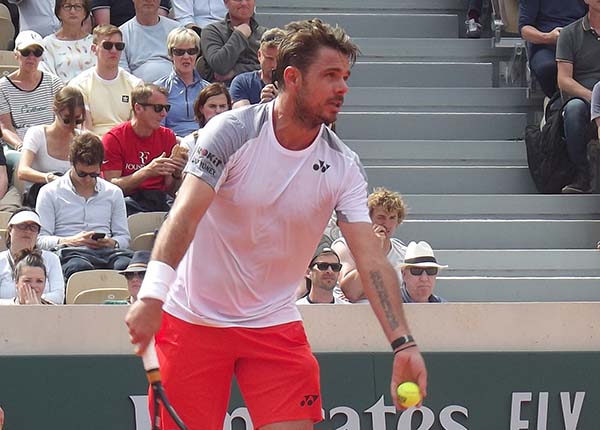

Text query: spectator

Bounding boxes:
[0,209,64,304]
[155,27,210,137]
[556,6,600,193]
[6,0,60,37]
[18,86,84,207]
[0,31,63,154]
[332,187,407,303]
[102,84,187,214]
[180,82,232,151]
[296,247,345,304]
[91,0,171,28]
[197,0,266,83]
[36,132,132,280]
[118,249,149,302]
[40,0,96,84]
[69,24,143,137]
[399,241,447,303]
[465,0,483,38]
[519,0,587,98]
[230,27,285,109]
[118,0,181,83]
[0,249,54,304]
[172,0,227,28]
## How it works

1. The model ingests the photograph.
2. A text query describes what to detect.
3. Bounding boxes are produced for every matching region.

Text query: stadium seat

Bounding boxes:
[0,211,12,229]
[0,5,14,51]
[0,50,17,66]
[72,288,130,304]
[131,232,155,251]
[127,211,167,241]
[66,269,127,304]
[0,65,17,78]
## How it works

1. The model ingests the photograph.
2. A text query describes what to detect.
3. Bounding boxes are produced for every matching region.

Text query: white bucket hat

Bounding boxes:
[401,241,447,269]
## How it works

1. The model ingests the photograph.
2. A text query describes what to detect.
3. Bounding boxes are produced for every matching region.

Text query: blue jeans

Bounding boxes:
[529,45,558,98]
[561,98,596,168]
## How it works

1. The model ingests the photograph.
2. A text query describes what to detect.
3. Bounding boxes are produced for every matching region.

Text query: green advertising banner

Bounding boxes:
[0,352,599,430]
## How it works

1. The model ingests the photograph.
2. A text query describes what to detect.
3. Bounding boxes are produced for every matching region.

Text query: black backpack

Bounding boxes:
[524,93,576,193]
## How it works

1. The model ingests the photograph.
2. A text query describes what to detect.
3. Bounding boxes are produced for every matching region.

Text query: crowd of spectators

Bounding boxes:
[0,0,452,307]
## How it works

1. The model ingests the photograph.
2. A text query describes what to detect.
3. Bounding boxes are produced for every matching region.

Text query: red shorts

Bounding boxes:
[150,312,323,429]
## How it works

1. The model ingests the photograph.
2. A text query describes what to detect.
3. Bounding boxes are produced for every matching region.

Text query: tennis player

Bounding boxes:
[126,19,427,430]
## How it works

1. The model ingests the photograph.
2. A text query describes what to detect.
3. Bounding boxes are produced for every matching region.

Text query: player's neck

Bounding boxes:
[272,96,321,150]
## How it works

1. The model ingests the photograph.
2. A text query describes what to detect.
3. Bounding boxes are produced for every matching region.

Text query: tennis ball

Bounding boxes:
[397,382,421,408]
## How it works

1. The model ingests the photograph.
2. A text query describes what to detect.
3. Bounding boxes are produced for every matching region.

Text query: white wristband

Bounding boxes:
[137,260,176,303]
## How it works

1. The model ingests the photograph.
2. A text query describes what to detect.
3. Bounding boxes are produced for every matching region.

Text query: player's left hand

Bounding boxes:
[390,346,427,410]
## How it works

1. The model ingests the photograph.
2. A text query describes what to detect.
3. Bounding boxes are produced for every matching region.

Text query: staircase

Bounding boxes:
[257,0,600,302]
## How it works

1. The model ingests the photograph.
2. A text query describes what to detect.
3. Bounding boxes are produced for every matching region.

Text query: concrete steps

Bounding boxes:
[256,13,458,38]
[347,140,527,165]
[337,112,526,140]
[348,62,493,87]
[403,194,600,220]
[436,277,600,302]
[344,88,537,112]
[435,249,600,277]
[353,38,513,62]
[258,0,466,14]
[396,220,600,249]
[365,166,537,194]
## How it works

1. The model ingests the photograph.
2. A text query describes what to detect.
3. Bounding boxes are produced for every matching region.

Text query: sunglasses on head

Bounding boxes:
[101,41,125,51]
[138,103,171,113]
[408,266,438,276]
[19,47,44,58]
[74,167,101,178]
[124,271,145,280]
[172,47,199,56]
[312,262,342,272]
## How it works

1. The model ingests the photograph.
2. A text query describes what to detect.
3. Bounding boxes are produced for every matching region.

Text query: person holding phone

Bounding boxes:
[36,132,132,281]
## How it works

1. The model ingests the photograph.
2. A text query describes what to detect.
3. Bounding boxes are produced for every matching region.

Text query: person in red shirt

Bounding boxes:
[102,83,187,214]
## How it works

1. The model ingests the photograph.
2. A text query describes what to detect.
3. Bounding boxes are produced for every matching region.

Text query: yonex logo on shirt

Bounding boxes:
[313,160,331,173]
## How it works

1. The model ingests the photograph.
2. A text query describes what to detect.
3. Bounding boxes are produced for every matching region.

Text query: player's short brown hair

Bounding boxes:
[367,187,407,223]
[274,19,359,89]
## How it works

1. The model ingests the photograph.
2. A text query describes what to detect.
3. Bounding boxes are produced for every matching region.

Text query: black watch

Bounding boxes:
[391,334,415,351]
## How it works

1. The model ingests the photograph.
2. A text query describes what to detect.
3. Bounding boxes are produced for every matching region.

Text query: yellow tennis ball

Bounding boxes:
[397,382,421,408]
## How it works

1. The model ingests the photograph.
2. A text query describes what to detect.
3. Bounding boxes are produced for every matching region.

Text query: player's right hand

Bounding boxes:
[125,298,164,355]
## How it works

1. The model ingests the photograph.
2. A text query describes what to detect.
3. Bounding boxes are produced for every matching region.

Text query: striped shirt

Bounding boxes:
[0,73,63,139]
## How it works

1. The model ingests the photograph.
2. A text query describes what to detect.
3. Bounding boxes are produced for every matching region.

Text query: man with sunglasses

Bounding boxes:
[36,132,132,280]
[69,24,143,137]
[103,83,186,214]
[399,241,447,304]
[119,250,150,303]
[297,248,345,305]
[118,0,180,83]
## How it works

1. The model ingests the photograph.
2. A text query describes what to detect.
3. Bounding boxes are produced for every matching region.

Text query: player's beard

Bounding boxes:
[294,86,342,129]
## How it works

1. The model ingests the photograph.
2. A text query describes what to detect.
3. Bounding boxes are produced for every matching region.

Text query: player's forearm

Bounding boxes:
[360,260,412,340]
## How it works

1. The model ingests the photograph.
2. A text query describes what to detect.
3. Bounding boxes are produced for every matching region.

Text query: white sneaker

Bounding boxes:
[465,18,482,38]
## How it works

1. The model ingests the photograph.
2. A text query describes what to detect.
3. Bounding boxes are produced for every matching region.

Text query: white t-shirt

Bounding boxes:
[163,102,370,327]
[21,125,72,192]
[296,295,346,305]
[332,236,406,303]
[7,0,60,37]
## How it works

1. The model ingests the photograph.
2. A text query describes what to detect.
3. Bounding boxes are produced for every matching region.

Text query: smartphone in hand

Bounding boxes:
[91,232,106,241]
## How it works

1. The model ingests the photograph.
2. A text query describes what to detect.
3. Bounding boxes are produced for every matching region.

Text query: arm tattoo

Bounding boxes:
[369,270,399,330]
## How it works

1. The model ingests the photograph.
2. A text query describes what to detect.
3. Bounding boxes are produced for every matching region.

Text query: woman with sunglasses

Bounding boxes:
[17,87,85,206]
[0,31,63,155]
[0,209,64,304]
[155,27,210,137]
[41,0,96,84]
[180,83,232,152]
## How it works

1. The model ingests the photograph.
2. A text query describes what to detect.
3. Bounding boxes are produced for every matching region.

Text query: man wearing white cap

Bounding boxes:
[399,241,447,303]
